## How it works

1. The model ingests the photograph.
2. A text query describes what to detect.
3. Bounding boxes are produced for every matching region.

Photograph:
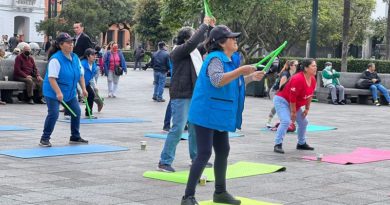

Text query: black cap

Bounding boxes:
[56,32,74,44]
[158,41,166,49]
[209,25,241,42]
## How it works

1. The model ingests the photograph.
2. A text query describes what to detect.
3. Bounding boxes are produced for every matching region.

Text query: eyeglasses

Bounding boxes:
[292,64,298,67]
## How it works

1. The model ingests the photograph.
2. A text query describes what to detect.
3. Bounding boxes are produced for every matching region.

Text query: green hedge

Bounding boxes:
[249,57,390,73]
[121,51,152,62]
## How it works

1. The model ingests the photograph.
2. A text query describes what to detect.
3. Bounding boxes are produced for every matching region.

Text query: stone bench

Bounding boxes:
[0,59,47,103]
[316,71,390,104]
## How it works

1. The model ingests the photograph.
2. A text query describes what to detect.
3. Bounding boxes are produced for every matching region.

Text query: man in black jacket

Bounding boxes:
[157,16,215,173]
[361,63,390,106]
[134,45,145,70]
[73,22,93,57]
[151,41,170,102]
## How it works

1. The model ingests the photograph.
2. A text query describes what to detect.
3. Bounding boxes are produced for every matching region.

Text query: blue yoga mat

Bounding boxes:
[0,125,34,131]
[0,144,128,159]
[261,124,337,133]
[144,132,244,140]
[58,118,149,124]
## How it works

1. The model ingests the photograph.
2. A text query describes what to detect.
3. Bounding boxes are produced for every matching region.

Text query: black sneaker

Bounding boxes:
[332,100,338,105]
[157,163,175,172]
[85,115,98,119]
[39,139,52,147]
[152,97,157,101]
[157,98,166,102]
[296,143,314,150]
[69,137,89,144]
[181,196,199,205]
[374,100,381,106]
[338,101,345,105]
[274,144,284,154]
[213,192,241,205]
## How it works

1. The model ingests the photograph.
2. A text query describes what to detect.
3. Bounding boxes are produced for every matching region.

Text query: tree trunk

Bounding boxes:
[386,1,390,60]
[341,0,351,72]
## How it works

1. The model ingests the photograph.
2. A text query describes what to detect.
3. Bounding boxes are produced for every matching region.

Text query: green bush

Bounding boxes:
[121,50,152,62]
[249,57,390,73]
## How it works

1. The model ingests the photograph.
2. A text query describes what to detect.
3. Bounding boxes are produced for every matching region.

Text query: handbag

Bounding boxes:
[355,79,372,89]
[113,53,123,76]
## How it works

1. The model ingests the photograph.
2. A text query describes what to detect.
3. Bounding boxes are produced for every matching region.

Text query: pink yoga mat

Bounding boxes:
[302,147,390,164]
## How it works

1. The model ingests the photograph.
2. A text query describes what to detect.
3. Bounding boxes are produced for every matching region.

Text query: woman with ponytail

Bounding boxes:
[273,58,317,154]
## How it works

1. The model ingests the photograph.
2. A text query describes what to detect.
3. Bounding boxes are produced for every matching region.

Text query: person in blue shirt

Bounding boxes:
[40,32,89,147]
[81,48,99,118]
[181,25,265,205]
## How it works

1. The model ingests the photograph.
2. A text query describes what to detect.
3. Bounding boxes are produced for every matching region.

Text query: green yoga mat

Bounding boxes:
[143,161,286,184]
[200,197,282,205]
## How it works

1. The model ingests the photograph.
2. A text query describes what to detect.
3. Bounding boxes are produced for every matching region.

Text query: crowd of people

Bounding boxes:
[2,16,390,205]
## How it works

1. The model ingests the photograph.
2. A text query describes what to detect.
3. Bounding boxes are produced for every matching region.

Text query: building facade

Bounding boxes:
[0,0,45,43]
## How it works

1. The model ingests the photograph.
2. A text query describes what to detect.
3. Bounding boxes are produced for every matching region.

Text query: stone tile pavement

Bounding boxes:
[0,69,389,205]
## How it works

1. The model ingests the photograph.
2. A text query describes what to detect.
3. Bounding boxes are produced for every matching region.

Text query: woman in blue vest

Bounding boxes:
[81,48,98,118]
[181,25,265,205]
[40,32,89,147]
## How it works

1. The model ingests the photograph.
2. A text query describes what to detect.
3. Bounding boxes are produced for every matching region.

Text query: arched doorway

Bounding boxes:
[14,16,30,42]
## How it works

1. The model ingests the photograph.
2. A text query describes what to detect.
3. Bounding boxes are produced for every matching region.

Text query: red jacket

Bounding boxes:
[13,54,40,78]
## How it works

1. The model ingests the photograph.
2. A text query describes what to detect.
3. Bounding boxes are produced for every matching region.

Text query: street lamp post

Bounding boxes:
[309,0,318,58]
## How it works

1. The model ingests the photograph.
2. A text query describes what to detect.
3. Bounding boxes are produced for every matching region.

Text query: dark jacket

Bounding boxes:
[73,33,93,57]
[361,70,381,84]
[134,47,145,60]
[151,49,170,72]
[169,24,209,99]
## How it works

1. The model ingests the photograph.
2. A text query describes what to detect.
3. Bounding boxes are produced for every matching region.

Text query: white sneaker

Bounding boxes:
[64,115,71,120]
[266,122,272,128]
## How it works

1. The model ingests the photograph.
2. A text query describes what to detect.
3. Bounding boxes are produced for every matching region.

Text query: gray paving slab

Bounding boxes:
[1,69,390,204]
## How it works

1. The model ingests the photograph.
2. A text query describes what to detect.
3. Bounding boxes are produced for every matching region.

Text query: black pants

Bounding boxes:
[85,85,95,116]
[184,124,230,197]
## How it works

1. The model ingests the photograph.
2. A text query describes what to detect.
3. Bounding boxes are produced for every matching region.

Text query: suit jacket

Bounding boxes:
[73,33,93,57]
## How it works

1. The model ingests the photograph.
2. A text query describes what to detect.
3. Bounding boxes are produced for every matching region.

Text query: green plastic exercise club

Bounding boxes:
[255,41,288,72]
[204,0,213,18]
[84,97,92,119]
[61,101,77,117]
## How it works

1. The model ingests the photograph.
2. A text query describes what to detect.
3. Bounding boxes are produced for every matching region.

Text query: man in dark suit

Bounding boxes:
[73,21,93,57]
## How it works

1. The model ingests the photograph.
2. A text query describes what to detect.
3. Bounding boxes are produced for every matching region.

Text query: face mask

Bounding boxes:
[24,51,30,56]
[325,66,331,70]
[112,47,118,52]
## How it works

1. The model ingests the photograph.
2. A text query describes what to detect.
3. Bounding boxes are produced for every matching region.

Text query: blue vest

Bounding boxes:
[188,51,245,132]
[81,59,97,87]
[43,51,81,102]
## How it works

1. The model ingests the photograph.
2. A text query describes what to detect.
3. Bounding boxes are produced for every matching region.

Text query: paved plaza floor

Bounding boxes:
[0,69,389,205]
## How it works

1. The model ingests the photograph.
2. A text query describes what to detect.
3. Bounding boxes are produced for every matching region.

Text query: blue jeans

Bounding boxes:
[163,100,172,130]
[160,99,197,165]
[41,97,81,141]
[370,84,390,102]
[153,71,166,100]
[273,96,308,145]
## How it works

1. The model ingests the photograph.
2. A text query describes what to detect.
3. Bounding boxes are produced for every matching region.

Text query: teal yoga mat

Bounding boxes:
[144,132,244,140]
[0,125,34,131]
[58,118,150,124]
[0,144,128,159]
[261,124,337,133]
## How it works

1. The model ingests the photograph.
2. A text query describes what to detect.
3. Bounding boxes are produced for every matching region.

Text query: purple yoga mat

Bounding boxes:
[302,147,390,164]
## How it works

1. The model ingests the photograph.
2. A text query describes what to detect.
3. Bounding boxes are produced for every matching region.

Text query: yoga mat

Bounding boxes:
[58,118,149,124]
[302,147,390,164]
[0,125,34,131]
[200,197,282,205]
[143,161,286,184]
[144,132,244,140]
[261,124,337,133]
[0,144,128,159]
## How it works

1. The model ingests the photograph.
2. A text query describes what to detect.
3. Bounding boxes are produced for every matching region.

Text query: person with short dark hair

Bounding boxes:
[14,44,45,104]
[322,62,345,105]
[362,63,390,106]
[73,22,93,57]
[81,48,99,118]
[181,25,265,205]
[134,45,145,70]
[40,32,89,147]
[151,41,170,102]
[273,58,317,154]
